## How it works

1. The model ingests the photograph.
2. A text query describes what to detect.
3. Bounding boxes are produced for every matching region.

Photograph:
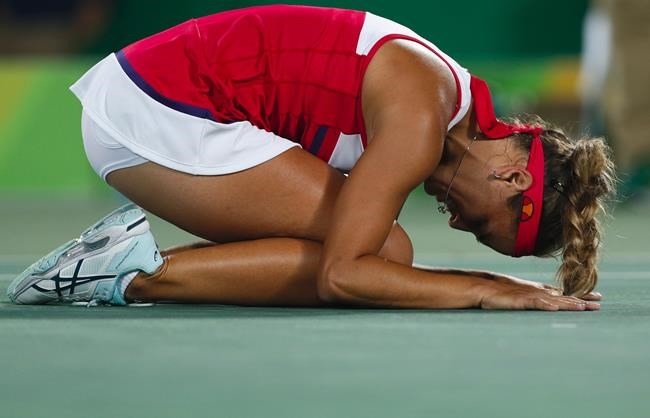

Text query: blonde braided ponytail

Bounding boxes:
[556,138,616,296]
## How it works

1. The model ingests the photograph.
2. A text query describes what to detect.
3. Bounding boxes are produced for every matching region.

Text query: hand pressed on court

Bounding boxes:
[490,273,603,302]
[479,280,601,311]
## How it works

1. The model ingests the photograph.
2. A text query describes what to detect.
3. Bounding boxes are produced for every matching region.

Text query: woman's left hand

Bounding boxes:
[491,273,603,301]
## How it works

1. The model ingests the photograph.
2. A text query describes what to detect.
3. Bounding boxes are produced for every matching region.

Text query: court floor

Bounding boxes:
[1,195,648,418]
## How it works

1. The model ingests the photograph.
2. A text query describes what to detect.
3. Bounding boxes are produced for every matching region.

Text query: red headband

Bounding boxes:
[470,76,545,257]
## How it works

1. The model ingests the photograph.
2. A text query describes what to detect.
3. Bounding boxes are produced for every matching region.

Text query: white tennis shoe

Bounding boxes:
[7,204,162,306]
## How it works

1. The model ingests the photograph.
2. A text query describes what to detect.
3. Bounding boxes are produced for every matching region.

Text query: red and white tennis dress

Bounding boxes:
[71,5,471,179]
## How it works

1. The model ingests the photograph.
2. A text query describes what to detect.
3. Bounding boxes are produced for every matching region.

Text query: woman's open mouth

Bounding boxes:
[449,211,460,226]
[446,199,462,228]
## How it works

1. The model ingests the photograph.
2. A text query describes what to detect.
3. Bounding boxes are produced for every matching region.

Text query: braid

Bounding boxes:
[508,117,616,296]
[557,138,615,295]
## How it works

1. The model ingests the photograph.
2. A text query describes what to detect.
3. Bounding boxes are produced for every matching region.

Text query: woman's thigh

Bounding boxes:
[107,147,346,243]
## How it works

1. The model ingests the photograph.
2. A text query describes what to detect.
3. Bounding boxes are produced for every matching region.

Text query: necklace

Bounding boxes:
[437,135,477,214]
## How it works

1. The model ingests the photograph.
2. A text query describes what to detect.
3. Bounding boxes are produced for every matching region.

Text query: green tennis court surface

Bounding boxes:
[1,196,649,418]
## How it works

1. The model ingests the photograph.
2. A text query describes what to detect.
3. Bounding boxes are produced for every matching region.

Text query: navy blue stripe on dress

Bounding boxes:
[308,125,329,155]
[115,50,218,122]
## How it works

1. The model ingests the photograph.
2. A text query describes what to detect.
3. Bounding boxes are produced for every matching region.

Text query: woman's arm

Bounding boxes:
[317,40,596,311]
[414,265,603,302]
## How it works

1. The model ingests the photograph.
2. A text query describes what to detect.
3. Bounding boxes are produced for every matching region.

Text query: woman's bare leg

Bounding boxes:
[106,148,413,305]
[160,241,217,257]
[127,238,324,306]
[126,221,410,306]
[107,148,345,243]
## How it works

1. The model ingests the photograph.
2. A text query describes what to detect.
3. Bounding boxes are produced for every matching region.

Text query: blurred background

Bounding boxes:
[0,0,648,254]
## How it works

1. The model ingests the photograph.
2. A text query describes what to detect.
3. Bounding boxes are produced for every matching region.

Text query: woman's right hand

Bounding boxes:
[479,280,601,311]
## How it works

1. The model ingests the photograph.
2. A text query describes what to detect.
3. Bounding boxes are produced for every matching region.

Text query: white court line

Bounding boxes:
[413,251,650,258]
[412,255,650,264]
[4,252,650,258]
[1,256,649,279]
[551,323,577,329]
[3,252,650,262]
[1,272,646,280]
[509,272,649,280]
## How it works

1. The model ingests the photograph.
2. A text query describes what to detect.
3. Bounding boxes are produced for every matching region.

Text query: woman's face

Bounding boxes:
[442,189,517,255]
[424,141,522,256]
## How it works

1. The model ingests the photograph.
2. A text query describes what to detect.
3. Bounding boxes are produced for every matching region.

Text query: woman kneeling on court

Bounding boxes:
[8,5,616,310]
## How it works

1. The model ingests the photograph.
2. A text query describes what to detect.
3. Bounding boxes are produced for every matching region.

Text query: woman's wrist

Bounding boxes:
[470,277,502,309]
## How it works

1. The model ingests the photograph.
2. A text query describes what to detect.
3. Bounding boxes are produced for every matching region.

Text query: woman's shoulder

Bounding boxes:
[362,39,459,133]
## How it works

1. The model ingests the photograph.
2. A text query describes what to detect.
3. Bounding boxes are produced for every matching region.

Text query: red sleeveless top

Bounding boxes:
[118,5,470,169]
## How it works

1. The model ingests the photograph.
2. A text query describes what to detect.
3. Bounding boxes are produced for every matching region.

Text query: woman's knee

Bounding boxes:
[378,222,413,266]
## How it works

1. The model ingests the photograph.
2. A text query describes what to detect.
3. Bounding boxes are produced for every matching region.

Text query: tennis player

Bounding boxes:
[8,5,615,310]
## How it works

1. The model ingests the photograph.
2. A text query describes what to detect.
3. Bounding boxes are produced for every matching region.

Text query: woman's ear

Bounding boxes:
[492,166,534,192]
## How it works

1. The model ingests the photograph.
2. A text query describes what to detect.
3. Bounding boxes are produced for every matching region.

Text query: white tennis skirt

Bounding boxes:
[71,53,300,180]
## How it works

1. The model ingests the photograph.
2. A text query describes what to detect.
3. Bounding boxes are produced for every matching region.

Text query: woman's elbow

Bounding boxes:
[316,260,352,304]
[317,223,413,303]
